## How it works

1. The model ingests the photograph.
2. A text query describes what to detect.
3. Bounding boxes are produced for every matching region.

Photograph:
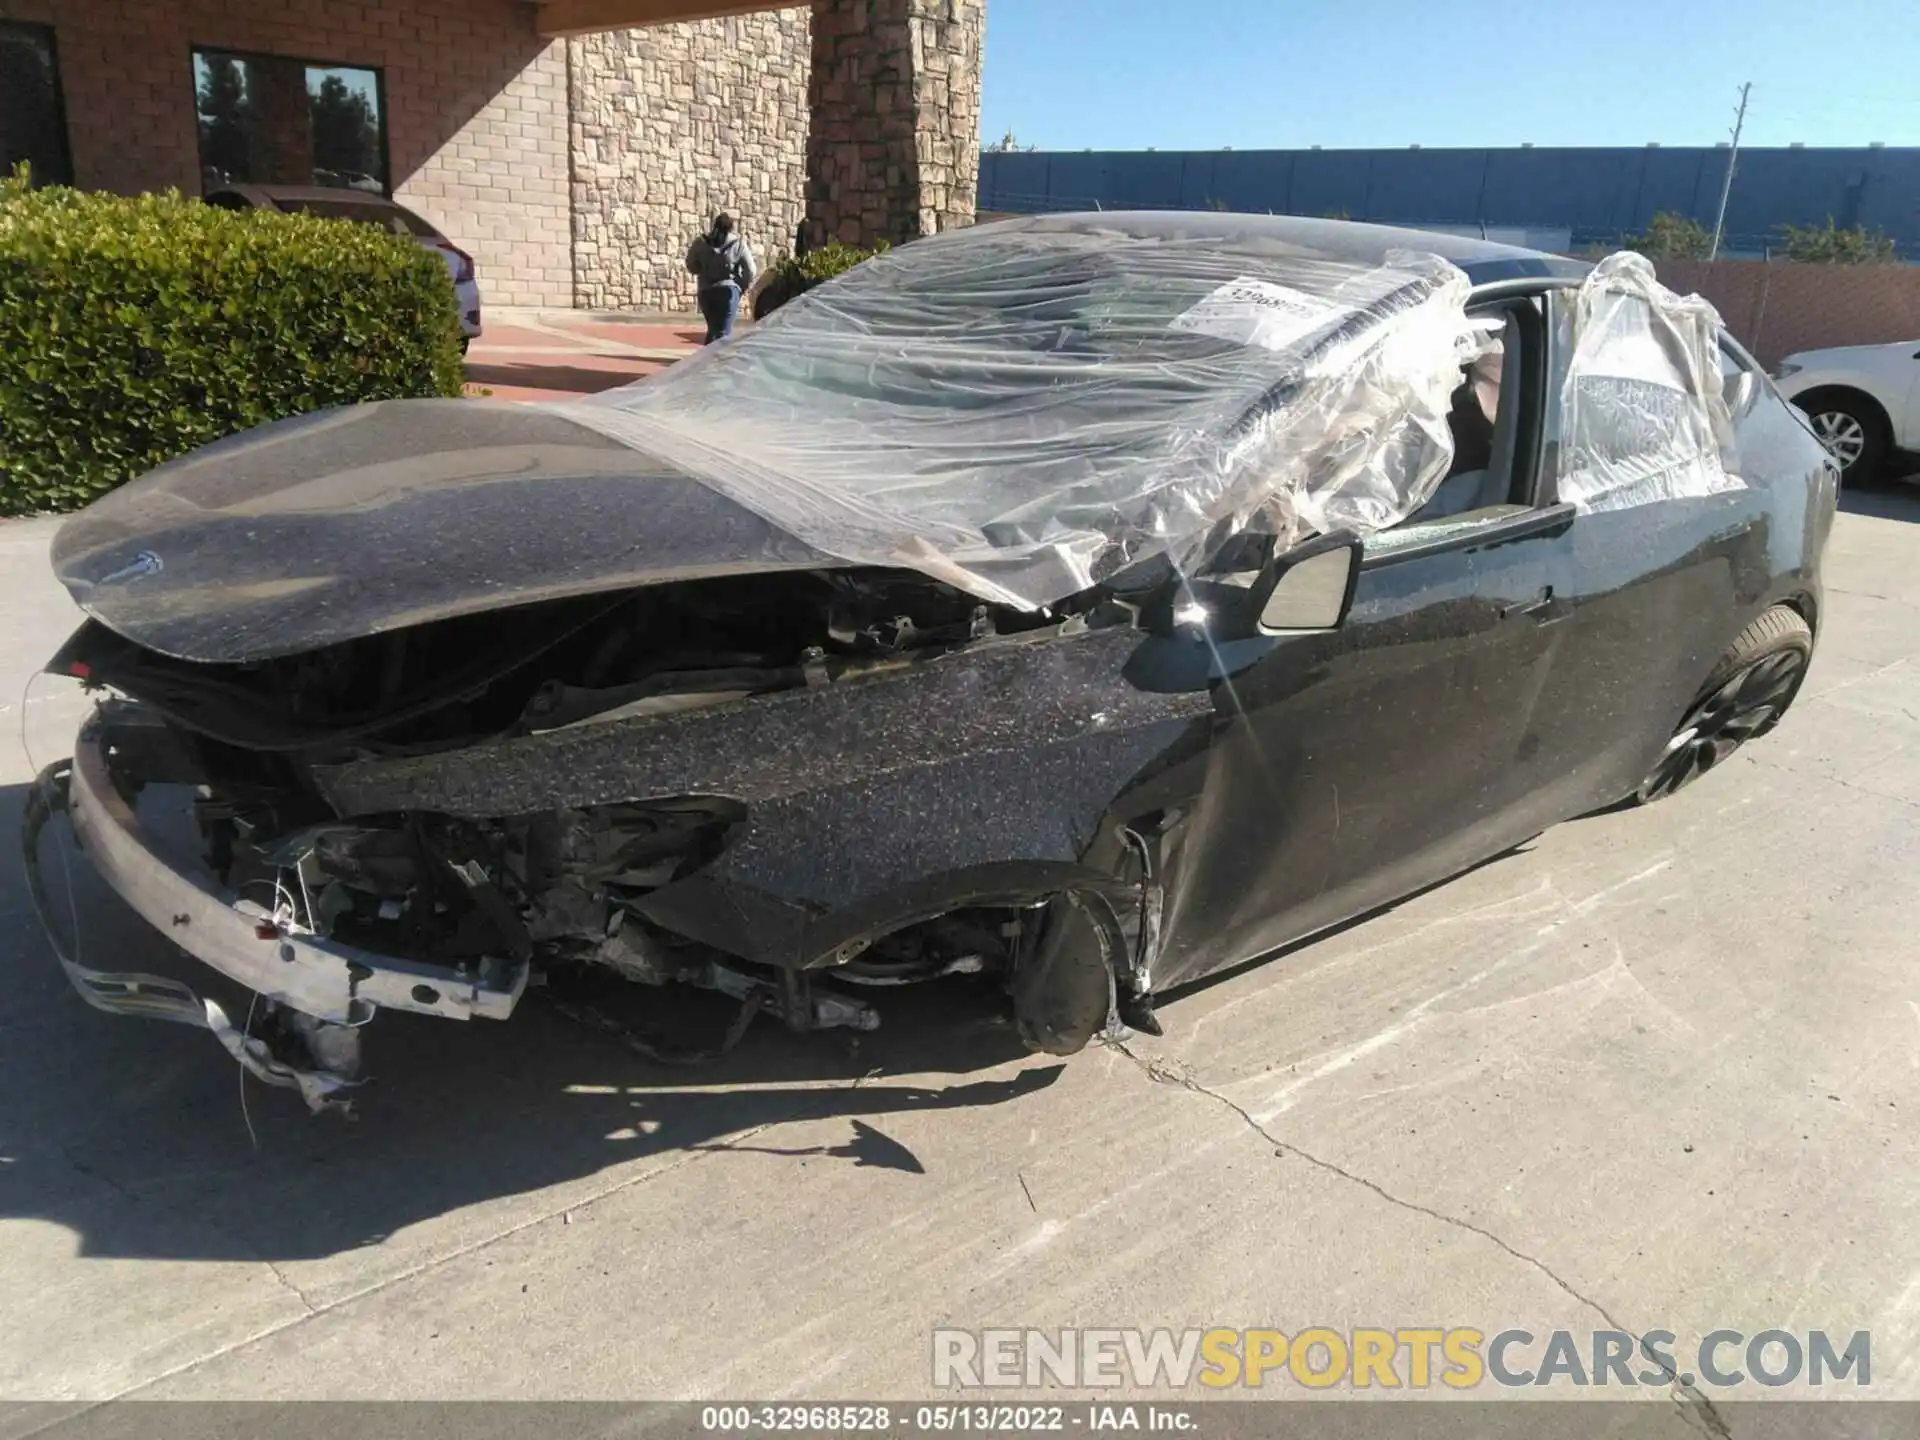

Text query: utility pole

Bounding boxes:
[1709,82,1752,260]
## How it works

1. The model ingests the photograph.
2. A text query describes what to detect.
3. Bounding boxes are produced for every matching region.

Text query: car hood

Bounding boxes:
[1781,340,1920,367]
[51,399,840,665]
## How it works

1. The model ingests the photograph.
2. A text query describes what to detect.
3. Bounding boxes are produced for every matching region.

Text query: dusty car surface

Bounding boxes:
[25,213,1837,1110]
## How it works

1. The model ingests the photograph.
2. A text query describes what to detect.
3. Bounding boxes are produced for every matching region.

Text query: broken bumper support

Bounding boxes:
[22,712,533,1108]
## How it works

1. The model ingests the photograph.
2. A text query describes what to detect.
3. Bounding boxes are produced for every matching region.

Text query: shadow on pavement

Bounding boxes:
[0,781,1057,1265]
[1159,838,1540,1007]
[1839,478,1920,522]
[463,360,663,396]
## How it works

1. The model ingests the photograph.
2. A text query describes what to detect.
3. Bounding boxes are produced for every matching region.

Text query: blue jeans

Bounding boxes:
[699,283,740,343]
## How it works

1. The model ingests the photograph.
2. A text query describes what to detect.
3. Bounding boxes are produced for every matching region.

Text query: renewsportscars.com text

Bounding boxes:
[932,1327,1871,1391]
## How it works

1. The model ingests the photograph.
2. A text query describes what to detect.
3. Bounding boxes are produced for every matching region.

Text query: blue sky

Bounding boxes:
[980,0,1920,152]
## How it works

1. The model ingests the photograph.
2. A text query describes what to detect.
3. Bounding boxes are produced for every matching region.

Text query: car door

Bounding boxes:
[1153,289,1581,989]
[1892,347,1920,449]
[1509,318,1830,821]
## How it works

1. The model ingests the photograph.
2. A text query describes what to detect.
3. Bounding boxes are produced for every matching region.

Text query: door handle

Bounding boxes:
[1499,586,1555,621]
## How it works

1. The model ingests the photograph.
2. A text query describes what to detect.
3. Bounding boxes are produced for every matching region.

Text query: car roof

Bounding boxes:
[976,210,1591,288]
[234,184,408,205]
[207,183,425,215]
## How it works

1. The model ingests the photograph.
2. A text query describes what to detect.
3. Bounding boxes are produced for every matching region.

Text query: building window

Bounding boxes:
[0,22,73,187]
[192,48,388,195]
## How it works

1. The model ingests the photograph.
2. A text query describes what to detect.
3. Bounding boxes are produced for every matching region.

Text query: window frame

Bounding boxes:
[187,43,392,197]
[1,20,75,188]
[1360,279,1581,571]
[1715,330,1769,421]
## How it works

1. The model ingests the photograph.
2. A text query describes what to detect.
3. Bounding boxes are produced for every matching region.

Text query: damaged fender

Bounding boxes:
[320,624,1214,999]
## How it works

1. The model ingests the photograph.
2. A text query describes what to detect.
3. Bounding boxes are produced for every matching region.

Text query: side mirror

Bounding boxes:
[1725,371,1758,417]
[1137,528,1362,643]
[1250,530,1362,634]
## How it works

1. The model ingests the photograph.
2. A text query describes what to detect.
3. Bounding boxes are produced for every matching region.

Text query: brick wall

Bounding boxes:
[803,0,983,250]
[0,0,572,306]
[569,11,812,312]
[1657,260,1920,370]
[3,0,991,314]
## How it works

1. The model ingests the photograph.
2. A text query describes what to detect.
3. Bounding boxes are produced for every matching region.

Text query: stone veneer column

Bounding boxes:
[804,0,984,250]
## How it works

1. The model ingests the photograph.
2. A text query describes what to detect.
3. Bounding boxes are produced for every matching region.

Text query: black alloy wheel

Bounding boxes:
[1635,606,1813,804]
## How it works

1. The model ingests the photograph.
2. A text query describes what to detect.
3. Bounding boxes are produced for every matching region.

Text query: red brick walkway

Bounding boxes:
[464,312,705,403]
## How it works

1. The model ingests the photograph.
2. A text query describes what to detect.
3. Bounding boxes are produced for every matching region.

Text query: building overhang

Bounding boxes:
[534,0,807,37]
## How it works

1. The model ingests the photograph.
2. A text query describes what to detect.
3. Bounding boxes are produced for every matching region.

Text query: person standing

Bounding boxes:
[686,213,758,344]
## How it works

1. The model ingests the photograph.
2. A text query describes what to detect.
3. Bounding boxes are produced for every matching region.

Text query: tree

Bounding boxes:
[984,129,1037,154]
[1623,211,1713,261]
[195,53,253,187]
[309,74,382,184]
[1779,218,1897,264]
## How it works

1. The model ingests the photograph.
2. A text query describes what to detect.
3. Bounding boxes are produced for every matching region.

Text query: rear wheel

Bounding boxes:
[1794,391,1886,486]
[1634,606,1813,804]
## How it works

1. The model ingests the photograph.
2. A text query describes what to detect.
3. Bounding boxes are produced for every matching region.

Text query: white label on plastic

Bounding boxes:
[1169,277,1340,353]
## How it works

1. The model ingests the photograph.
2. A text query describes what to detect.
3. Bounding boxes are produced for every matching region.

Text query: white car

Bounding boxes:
[1772,340,1920,485]
[204,184,483,352]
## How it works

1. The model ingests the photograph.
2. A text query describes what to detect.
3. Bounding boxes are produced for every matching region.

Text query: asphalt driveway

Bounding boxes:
[2,486,1918,1419]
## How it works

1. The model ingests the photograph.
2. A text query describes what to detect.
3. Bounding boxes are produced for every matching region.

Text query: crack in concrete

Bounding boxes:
[56,1141,323,1317]
[1823,580,1919,610]
[54,1121,786,1412]
[259,1260,320,1317]
[1104,1038,1734,1440]
[1745,752,1920,814]
[57,1144,140,1205]
[59,1147,322,1324]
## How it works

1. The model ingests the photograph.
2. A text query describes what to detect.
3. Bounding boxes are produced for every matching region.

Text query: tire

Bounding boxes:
[1794,391,1886,487]
[459,336,472,357]
[1634,605,1813,805]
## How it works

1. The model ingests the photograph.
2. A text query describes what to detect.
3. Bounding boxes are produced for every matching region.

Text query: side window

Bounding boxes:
[1376,295,1547,547]
[1553,286,1745,514]
[0,21,73,187]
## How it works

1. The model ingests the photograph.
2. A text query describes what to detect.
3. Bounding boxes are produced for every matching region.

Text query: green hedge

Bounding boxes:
[752,240,890,321]
[0,171,466,516]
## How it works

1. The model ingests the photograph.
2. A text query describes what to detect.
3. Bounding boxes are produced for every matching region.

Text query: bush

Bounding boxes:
[1778,218,1898,264]
[1624,211,1714,261]
[0,169,466,516]
[752,240,890,320]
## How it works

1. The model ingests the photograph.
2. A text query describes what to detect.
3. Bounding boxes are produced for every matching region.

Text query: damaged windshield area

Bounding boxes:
[556,216,1492,608]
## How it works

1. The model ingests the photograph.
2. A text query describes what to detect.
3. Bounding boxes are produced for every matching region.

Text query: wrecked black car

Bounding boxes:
[26,214,1837,1110]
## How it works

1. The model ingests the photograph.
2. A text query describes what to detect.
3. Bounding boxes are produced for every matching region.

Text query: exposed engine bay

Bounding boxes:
[31,565,1212,1111]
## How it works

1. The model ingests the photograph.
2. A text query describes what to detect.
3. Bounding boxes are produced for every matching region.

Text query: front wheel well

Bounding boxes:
[1788,385,1893,440]
[1774,590,1819,638]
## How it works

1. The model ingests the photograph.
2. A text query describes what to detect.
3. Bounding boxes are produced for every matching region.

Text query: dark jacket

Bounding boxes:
[686,232,758,293]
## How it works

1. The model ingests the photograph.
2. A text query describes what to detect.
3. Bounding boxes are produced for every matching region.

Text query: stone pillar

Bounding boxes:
[804,0,984,250]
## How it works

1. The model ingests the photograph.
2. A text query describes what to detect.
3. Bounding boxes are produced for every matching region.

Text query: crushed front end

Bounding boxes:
[27,567,1212,1109]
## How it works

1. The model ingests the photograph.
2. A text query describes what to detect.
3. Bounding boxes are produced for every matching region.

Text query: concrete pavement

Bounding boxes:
[1,487,1917,1417]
